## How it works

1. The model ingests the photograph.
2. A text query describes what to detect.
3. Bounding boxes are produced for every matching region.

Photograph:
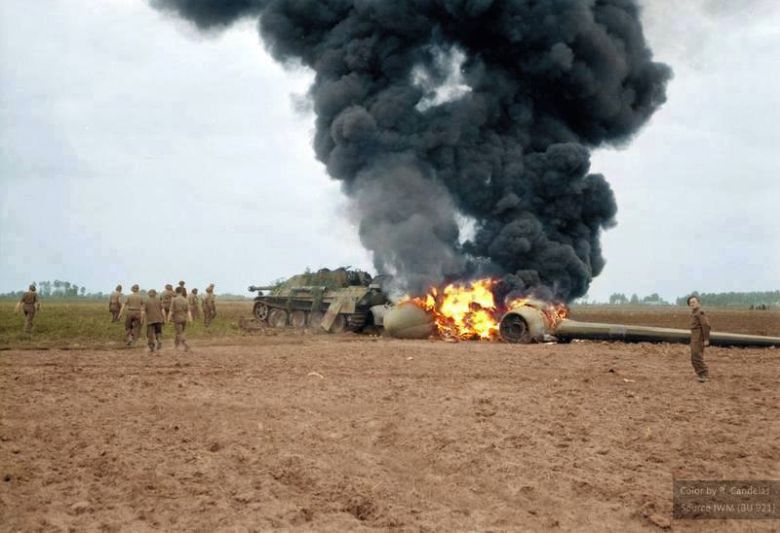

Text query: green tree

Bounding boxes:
[609,293,628,305]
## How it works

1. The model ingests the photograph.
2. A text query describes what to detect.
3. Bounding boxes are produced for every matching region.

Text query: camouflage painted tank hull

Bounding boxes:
[249,268,389,333]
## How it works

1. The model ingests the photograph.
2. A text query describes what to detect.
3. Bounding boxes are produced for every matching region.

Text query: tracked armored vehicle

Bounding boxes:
[248,268,390,333]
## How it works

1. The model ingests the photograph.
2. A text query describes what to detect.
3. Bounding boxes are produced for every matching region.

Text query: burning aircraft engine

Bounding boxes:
[383,302,435,339]
[498,303,548,344]
[500,302,780,347]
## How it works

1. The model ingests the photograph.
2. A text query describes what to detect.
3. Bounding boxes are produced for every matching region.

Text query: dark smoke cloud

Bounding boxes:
[153,0,671,299]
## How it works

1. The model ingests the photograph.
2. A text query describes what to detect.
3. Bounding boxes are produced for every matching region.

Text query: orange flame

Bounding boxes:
[506,297,570,330]
[402,279,500,340]
[401,278,570,340]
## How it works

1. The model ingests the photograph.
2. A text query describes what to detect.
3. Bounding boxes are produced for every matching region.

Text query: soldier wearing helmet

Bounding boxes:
[188,287,200,320]
[119,284,144,346]
[161,284,176,321]
[108,284,123,322]
[203,283,217,327]
[144,289,165,353]
[16,284,40,334]
[168,285,192,351]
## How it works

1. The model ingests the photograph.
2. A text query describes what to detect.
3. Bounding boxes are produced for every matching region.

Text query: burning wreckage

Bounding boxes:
[250,272,780,348]
[383,280,780,347]
[161,1,777,349]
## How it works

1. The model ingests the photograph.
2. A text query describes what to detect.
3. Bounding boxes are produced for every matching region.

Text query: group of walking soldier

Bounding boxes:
[14,282,214,347]
[113,281,216,353]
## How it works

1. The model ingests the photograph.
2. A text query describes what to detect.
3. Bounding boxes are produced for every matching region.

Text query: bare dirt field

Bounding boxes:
[1,307,779,532]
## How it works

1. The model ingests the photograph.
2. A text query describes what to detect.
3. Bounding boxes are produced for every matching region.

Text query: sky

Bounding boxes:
[1,0,778,302]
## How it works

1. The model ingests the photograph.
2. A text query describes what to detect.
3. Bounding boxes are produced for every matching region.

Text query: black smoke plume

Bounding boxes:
[154,0,671,300]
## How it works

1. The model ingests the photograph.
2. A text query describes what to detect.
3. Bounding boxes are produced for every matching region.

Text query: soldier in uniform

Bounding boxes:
[161,284,176,321]
[188,288,200,320]
[203,283,216,327]
[119,284,144,346]
[687,295,711,382]
[16,284,40,334]
[168,286,192,351]
[108,285,123,322]
[178,280,187,296]
[144,289,165,353]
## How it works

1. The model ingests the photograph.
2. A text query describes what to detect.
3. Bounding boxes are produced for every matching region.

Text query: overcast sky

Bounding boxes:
[1,0,778,301]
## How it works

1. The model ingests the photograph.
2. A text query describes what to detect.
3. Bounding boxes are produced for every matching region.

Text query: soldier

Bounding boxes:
[161,284,176,321]
[16,284,40,334]
[178,280,187,296]
[687,295,711,383]
[144,289,165,353]
[188,288,200,320]
[203,283,216,327]
[108,285,123,322]
[168,286,192,351]
[119,284,144,346]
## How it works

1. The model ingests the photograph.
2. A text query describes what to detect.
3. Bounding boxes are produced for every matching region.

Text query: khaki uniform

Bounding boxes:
[144,295,165,351]
[203,290,216,327]
[690,308,711,377]
[171,295,190,350]
[124,292,144,343]
[109,291,123,322]
[20,291,39,333]
[188,293,200,319]
[161,289,176,317]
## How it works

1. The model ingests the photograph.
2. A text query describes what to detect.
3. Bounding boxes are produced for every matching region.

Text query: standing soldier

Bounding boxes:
[168,286,192,351]
[687,295,711,383]
[108,285,123,322]
[144,289,165,353]
[178,280,187,296]
[188,288,201,320]
[119,284,144,346]
[203,283,216,327]
[161,284,176,321]
[16,284,40,334]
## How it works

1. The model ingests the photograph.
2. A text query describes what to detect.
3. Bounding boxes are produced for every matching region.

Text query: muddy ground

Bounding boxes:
[1,308,778,532]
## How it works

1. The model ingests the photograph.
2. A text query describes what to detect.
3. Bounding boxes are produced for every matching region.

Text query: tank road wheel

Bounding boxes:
[268,309,288,328]
[253,302,270,322]
[309,312,324,329]
[347,313,366,331]
[290,310,308,328]
[330,314,347,334]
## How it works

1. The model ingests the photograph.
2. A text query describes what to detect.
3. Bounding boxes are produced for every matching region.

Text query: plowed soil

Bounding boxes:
[1,307,778,532]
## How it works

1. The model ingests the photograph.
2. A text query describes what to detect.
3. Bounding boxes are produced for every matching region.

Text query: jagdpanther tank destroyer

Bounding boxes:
[248,267,391,333]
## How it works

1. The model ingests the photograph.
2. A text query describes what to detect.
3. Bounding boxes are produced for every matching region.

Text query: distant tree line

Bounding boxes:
[0,280,249,300]
[607,292,670,305]
[0,280,99,299]
[602,290,779,308]
[673,291,780,308]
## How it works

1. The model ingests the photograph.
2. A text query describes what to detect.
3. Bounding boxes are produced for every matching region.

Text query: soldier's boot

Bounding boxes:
[156,340,162,351]
[182,341,190,352]
[147,344,155,354]
[697,373,709,383]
